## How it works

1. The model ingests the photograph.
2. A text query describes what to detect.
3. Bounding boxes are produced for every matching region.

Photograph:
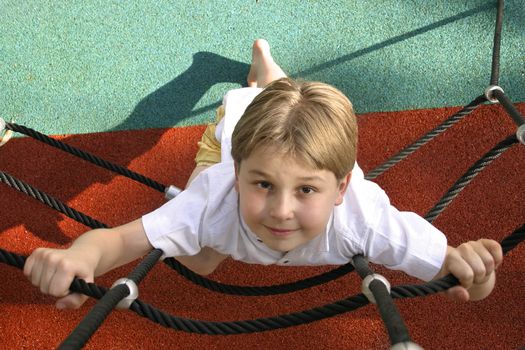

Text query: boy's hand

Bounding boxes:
[23,247,98,309]
[438,239,503,302]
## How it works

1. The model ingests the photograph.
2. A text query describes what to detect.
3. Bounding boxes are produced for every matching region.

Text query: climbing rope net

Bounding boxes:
[0,1,523,349]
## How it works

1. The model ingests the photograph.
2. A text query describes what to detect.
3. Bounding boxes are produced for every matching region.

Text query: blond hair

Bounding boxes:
[231,78,357,179]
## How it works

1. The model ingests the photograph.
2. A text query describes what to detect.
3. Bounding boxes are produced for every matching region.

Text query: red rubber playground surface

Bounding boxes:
[0,101,524,349]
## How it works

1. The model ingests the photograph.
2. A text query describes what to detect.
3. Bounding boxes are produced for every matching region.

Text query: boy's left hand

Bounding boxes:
[437,239,503,302]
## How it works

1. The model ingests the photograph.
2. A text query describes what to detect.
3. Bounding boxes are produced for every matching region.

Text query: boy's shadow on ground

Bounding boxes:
[119,52,249,131]
[0,52,249,245]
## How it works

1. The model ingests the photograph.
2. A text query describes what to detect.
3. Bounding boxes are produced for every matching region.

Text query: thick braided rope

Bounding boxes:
[425,134,519,223]
[490,0,504,86]
[365,95,487,180]
[1,223,522,335]
[0,171,108,229]
[353,255,411,345]
[58,249,163,350]
[5,122,167,193]
[163,257,355,296]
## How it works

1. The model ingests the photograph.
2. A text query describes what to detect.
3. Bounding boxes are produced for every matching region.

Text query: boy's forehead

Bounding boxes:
[244,144,301,165]
[240,145,333,178]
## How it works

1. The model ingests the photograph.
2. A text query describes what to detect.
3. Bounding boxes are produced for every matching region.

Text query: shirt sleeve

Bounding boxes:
[364,188,447,281]
[141,171,209,257]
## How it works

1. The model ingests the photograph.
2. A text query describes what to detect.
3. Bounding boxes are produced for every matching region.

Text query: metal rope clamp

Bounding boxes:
[361,273,391,304]
[164,185,182,200]
[0,117,14,147]
[111,278,139,309]
[484,85,504,103]
[390,341,424,350]
[516,124,525,145]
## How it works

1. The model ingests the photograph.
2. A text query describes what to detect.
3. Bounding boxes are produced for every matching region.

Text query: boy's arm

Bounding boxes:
[24,218,153,309]
[434,239,503,302]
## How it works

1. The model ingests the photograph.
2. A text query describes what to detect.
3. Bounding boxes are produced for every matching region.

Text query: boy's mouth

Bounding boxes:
[264,225,297,237]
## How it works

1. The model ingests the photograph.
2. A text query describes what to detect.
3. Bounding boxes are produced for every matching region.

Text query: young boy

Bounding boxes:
[24,39,502,310]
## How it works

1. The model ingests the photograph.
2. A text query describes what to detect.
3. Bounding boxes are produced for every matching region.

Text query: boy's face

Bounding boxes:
[235,145,351,253]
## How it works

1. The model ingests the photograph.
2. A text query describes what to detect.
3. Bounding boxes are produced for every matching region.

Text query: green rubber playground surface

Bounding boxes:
[1,0,524,136]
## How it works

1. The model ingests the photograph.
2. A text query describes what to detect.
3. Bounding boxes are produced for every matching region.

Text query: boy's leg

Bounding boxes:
[247,39,287,88]
[187,39,287,187]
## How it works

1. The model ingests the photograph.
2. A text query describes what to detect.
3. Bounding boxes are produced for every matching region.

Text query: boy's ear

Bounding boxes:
[335,171,352,206]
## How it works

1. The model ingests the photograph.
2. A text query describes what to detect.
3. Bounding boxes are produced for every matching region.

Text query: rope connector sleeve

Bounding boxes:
[484,85,504,103]
[111,278,139,309]
[390,341,424,350]
[516,124,525,145]
[361,273,391,304]
[164,185,182,200]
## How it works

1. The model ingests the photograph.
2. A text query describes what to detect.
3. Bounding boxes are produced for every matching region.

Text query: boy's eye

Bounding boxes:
[257,181,272,190]
[300,186,315,194]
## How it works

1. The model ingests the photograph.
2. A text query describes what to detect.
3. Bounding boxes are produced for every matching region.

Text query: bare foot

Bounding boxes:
[247,39,287,88]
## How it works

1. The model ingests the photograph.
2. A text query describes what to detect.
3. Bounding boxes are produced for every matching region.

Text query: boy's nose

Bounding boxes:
[269,193,294,220]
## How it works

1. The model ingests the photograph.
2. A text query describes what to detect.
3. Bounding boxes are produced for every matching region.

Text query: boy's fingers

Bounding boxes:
[54,267,94,309]
[451,246,475,288]
[56,293,89,310]
[472,242,497,276]
[445,286,470,302]
[450,266,474,290]
[40,265,59,295]
[479,239,503,268]
[30,253,47,288]
[464,251,488,285]
[23,253,35,277]
[48,270,75,298]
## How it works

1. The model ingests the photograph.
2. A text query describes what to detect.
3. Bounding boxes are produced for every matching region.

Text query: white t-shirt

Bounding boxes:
[142,87,447,281]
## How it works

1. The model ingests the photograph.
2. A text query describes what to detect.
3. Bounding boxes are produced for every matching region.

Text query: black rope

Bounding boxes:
[492,89,525,127]
[425,134,519,223]
[58,284,130,350]
[0,171,108,229]
[163,257,355,296]
[58,249,163,350]
[352,255,412,346]
[128,293,371,335]
[500,223,525,255]
[365,95,487,180]
[0,247,27,268]
[5,122,167,193]
[1,224,523,336]
[490,0,504,86]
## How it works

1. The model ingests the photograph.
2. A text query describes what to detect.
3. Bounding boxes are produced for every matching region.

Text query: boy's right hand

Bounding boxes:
[23,247,97,309]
